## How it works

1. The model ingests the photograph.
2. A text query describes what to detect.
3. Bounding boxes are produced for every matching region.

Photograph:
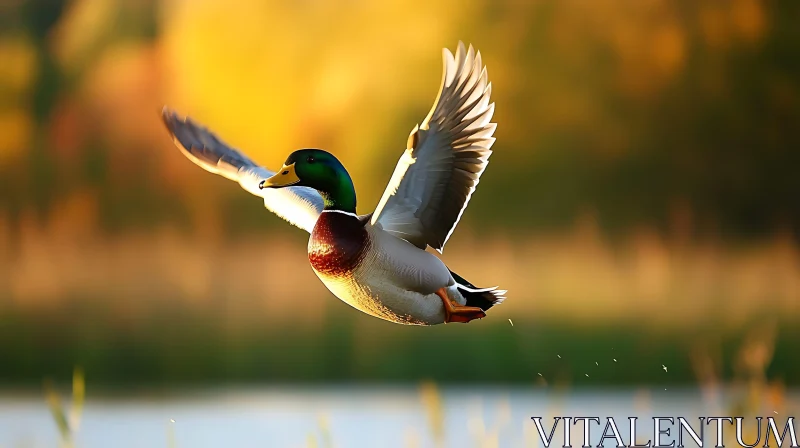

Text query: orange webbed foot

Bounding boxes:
[435,288,486,324]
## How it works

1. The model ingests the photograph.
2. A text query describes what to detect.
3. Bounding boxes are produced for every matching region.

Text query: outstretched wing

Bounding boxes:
[161,108,323,233]
[370,42,496,252]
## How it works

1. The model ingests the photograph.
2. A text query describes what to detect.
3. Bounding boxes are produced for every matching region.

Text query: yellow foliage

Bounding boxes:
[158,0,475,201]
[0,109,33,163]
[0,38,37,93]
[51,0,118,73]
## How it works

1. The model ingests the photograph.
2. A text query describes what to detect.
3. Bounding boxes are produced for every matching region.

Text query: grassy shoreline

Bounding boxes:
[2,307,796,387]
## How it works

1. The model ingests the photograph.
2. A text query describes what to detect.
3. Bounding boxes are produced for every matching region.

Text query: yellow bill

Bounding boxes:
[259,163,300,189]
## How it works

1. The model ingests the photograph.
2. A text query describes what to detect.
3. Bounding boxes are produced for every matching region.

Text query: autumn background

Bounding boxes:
[1,0,799,434]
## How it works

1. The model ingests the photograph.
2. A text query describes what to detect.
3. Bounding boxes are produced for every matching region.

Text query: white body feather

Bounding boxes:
[312,221,465,325]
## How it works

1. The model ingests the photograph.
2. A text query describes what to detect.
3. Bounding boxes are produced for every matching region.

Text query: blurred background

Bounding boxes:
[0,0,798,446]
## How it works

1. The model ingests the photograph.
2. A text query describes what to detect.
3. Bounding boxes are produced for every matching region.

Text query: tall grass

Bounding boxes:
[43,367,84,448]
[2,213,797,327]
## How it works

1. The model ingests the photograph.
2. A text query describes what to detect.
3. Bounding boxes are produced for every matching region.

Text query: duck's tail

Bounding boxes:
[450,270,507,311]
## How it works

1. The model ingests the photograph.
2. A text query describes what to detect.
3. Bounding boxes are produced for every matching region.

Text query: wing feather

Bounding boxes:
[370,42,496,251]
[161,108,323,233]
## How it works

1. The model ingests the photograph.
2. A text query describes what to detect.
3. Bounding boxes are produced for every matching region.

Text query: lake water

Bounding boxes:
[0,386,795,448]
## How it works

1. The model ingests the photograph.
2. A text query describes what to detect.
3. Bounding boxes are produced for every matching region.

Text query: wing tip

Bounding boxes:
[447,41,482,65]
[456,41,467,61]
[161,105,176,133]
[161,105,174,122]
[442,46,453,60]
[159,107,247,180]
[160,106,193,151]
[442,41,485,89]
[161,105,184,134]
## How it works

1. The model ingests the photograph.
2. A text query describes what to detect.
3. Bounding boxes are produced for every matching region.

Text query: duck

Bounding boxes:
[161,42,505,325]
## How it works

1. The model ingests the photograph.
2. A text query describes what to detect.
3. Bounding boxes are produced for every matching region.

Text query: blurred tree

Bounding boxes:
[0,0,797,239]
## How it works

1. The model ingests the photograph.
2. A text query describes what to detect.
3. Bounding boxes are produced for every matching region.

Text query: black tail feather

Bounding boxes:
[450,270,506,311]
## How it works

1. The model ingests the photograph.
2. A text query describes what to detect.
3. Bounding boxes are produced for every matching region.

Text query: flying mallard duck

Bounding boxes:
[161,42,505,325]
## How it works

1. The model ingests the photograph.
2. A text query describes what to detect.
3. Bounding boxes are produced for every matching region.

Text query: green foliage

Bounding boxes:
[1,303,797,386]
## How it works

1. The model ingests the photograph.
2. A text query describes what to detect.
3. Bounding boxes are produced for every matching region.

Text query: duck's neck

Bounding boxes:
[319,171,357,214]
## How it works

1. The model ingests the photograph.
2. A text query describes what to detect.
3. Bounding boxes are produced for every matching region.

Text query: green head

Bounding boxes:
[259,149,356,213]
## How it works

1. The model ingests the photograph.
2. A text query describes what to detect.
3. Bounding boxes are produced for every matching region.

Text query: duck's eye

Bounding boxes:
[306,156,315,163]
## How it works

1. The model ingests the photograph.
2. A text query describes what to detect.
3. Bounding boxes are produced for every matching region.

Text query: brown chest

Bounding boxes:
[308,212,370,277]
